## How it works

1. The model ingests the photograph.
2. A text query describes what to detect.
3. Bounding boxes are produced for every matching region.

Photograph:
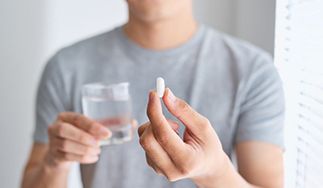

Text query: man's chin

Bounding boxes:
[129,9,173,23]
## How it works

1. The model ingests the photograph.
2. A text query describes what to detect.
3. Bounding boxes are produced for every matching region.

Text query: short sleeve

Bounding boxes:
[235,53,285,148]
[33,52,69,143]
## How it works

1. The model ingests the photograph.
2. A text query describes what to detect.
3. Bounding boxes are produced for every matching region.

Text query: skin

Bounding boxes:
[139,89,283,188]
[124,0,197,50]
[22,112,111,188]
[22,0,283,187]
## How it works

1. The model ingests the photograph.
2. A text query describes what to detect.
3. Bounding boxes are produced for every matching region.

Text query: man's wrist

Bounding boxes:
[43,152,71,172]
[192,153,253,188]
[192,152,231,188]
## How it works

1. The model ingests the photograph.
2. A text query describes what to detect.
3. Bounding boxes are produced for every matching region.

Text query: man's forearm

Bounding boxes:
[21,156,70,188]
[193,155,259,188]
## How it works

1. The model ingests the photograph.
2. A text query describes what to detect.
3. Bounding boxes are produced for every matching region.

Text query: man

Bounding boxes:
[22,0,284,187]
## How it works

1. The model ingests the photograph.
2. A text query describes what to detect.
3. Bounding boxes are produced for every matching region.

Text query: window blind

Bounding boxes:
[274,0,323,187]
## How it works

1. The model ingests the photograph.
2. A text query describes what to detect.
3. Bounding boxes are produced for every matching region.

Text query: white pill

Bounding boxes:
[156,77,165,98]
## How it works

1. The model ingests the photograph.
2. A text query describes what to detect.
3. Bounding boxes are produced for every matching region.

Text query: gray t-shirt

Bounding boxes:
[34,25,284,188]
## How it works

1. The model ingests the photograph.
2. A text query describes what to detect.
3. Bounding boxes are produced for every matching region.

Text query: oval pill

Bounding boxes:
[156,77,165,98]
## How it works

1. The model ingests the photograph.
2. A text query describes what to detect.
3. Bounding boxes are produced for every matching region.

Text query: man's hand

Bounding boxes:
[46,112,111,169]
[22,113,138,188]
[138,88,228,184]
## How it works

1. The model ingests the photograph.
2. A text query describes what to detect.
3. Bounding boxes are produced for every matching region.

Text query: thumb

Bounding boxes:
[162,88,211,137]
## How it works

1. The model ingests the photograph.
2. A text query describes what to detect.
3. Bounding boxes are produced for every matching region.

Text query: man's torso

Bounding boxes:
[40,25,275,188]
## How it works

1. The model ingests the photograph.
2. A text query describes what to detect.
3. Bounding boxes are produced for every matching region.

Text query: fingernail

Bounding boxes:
[167,89,176,103]
[149,91,155,101]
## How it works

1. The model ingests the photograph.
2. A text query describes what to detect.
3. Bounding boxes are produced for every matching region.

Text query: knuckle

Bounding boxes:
[156,134,169,145]
[178,164,191,177]
[177,100,190,115]
[57,112,65,120]
[178,168,188,177]
[56,123,66,137]
[137,124,148,136]
[56,124,65,136]
[139,137,152,151]
[86,123,96,133]
[73,114,82,124]
[146,158,153,167]
[179,99,189,110]
[139,137,145,147]
[137,126,144,135]
[62,152,69,159]
[67,128,77,139]
[47,125,54,134]
[59,140,68,150]
[152,166,160,174]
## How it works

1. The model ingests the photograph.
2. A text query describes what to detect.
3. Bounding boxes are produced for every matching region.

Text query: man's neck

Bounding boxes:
[124,12,197,50]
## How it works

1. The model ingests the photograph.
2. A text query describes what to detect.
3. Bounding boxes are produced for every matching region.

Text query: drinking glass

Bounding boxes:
[82,82,132,146]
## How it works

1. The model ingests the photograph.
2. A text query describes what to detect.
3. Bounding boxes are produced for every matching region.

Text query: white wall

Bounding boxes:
[0,1,127,187]
[235,0,276,54]
[0,1,46,187]
[194,0,236,35]
[194,0,276,54]
[0,1,275,187]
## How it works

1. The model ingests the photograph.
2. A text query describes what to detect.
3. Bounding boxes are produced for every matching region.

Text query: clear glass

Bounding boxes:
[82,82,132,146]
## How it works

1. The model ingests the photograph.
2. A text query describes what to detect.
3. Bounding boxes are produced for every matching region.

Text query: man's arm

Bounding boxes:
[21,143,70,188]
[197,142,283,188]
[236,142,283,188]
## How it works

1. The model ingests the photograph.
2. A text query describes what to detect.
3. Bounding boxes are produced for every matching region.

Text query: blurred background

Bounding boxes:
[0,0,276,187]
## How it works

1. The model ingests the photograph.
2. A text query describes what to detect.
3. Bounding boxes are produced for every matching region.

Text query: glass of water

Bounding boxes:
[82,82,132,146]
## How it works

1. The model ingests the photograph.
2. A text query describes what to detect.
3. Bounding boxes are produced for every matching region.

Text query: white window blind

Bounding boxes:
[274,0,323,187]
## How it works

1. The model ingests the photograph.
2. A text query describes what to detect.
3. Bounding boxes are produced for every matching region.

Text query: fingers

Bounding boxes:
[138,120,179,137]
[139,89,222,182]
[55,150,99,164]
[138,122,149,137]
[49,122,98,147]
[57,112,111,139]
[52,137,101,156]
[163,88,211,137]
[47,116,104,165]
[139,126,180,179]
[48,123,101,164]
[146,155,163,175]
[147,91,187,156]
